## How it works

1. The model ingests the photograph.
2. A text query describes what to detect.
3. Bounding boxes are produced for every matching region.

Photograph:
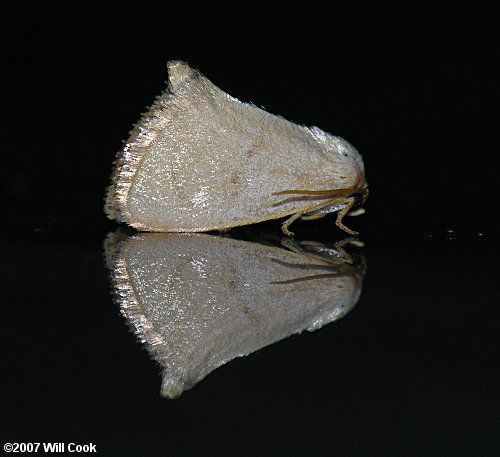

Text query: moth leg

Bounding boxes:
[281,212,304,237]
[334,198,358,235]
[281,198,338,236]
[300,212,329,221]
[348,207,365,217]
[300,197,359,235]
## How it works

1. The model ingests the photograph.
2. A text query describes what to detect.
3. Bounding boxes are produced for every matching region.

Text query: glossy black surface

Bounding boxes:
[3,4,498,456]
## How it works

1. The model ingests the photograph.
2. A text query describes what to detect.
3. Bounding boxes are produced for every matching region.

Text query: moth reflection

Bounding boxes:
[105,232,366,398]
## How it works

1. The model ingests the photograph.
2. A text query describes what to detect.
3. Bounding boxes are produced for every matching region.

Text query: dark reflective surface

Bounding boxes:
[3,224,498,456]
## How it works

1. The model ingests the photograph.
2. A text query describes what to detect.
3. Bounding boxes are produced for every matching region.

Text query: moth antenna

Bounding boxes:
[271,272,344,284]
[273,188,357,198]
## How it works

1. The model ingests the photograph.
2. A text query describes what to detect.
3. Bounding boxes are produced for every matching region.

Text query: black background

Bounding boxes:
[2,3,498,456]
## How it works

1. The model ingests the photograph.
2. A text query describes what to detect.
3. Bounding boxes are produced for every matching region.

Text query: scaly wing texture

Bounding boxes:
[106,62,364,231]
[110,233,364,397]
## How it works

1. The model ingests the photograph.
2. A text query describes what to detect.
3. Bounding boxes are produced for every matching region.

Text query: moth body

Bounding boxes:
[105,61,367,235]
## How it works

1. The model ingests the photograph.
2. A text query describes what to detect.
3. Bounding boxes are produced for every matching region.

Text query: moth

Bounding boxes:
[105,61,368,236]
[106,232,365,397]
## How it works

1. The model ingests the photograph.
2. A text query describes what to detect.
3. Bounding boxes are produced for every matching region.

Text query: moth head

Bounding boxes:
[308,126,364,173]
[354,187,369,206]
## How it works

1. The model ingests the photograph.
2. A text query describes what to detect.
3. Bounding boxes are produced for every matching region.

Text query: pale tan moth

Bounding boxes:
[105,61,368,236]
[106,233,365,397]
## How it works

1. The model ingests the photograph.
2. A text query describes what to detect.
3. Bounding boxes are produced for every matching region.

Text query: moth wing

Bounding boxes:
[107,62,364,231]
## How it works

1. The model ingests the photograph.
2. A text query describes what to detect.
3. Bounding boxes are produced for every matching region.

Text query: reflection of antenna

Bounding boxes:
[270,237,365,285]
[281,236,364,265]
